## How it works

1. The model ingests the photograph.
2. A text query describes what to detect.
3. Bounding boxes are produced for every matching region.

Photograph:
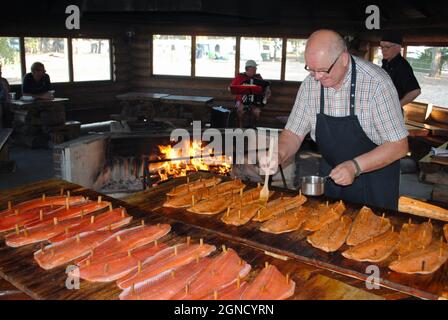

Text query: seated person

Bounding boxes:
[22,62,53,100]
[230,60,271,128]
[0,63,12,128]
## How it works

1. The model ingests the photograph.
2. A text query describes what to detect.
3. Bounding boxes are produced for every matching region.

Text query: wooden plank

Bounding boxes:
[160,95,214,105]
[0,179,404,300]
[0,129,13,152]
[124,172,448,300]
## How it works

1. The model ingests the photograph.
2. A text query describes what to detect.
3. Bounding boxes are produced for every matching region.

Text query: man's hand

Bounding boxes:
[258,149,279,175]
[329,160,357,186]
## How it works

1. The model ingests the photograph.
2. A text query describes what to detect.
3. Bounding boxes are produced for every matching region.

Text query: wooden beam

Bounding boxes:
[235,35,241,76]
[67,38,74,82]
[191,35,196,77]
[19,37,26,78]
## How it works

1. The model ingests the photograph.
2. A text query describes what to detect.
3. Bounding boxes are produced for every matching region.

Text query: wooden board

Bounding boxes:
[0,179,400,300]
[124,173,448,300]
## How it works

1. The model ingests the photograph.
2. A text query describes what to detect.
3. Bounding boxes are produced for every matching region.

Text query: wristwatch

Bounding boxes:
[351,159,362,177]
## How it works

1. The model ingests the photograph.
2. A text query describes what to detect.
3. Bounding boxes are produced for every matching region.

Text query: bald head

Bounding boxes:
[304,29,350,89]
[306,29,347,61]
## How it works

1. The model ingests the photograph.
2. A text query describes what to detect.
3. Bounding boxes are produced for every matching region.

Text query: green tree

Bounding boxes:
[416,47,448,77]
[0,38,16,64]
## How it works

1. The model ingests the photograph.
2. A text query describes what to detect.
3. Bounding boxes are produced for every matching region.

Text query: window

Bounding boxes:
[153,35,191,76]
[72,39,111,81]
[285,39,307,81]
[195,36,236,78]
[0,37,21,84]
[407,46,448,108]
[24,37,69,82]
[240,37,282,80]
[372,46,383,66]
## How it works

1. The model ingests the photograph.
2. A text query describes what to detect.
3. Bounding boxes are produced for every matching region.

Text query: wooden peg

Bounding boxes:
[103,263,109,274]
[40,243,44,252]
[391,226,394,232]
[200,238,203,246]
[108,224,112,231]
[121,209,126,218]
[138,261,142,273]
[86,258,91,266]
[39,210,43,221]
[128,250,132,257]
[299,189,302,197]
[108,204,113,211]
[131,284,136,295]
[53,217,58,225]
[286,273,290,284]
[257,209,261,219]
[187,236,191,246]
[42,193,46,202]
[60,188,64,196]
[76,234,80,243]
[185,283,190,295]
[240,188,243,197]
[67,190,71,198]
[257,182,260,188]
[90,216,95,224]
[191,195,195,206]
[237,276,241,288]
[421,260,425,271]
[265,261,269,269]
[171,270,176,278]
[65,227,69,235]
[326,201,328,207]
[187,176,190,184]
[80,210,85,218]
[141,219,145,226]
[408,217,412,225]
[65,198,69,210]
[14,209,19,216]
[154,239,158,247]
[15,224,19,235]
[195,254,200,263]
[226,207,230,217]
[222,245,227,253]
[238,209,241,220]
[174,245,178,256]
[239,258,243,266]
[23,228,28,237]
[8,201,12,210]
[116,235,121,242]
[97,196,102,204]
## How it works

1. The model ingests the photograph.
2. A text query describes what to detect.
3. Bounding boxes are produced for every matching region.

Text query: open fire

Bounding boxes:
[154,140,232,181]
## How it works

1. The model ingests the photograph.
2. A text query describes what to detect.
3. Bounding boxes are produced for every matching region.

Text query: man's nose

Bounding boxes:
[314,72,324,81]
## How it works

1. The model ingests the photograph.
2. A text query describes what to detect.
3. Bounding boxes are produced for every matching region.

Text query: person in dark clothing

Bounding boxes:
[22,62,53,100]
[381,32,421,108]
[0,64,12,128]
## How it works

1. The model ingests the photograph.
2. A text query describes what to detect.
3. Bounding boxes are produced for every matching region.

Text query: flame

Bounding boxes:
[156,141,232,181]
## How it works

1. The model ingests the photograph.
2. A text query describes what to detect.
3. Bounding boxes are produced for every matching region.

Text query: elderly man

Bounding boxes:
[22,62,53,100]
[230,60,271,128]
[261,30,408,210]
[381,32,421,108]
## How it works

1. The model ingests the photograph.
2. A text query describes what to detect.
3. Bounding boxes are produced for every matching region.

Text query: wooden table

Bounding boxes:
[124,173,448,300]
[0,179,410,300]
[160,95,214,122]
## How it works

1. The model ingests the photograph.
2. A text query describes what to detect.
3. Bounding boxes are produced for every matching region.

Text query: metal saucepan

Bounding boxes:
[300,175,330,196]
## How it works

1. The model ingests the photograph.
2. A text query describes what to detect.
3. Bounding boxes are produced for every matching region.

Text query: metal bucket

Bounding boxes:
[300,175,328,196]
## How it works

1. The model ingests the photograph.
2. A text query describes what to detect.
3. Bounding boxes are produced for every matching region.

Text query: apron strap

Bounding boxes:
[320,55,357,116]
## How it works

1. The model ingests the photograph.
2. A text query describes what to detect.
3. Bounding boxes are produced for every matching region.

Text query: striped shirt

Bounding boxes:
[285,56,408,145]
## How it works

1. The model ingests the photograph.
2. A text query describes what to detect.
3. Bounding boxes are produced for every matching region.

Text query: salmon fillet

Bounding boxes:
[0,206,65,233]
[342,230,399,263]
[444,225,448,242]
[170,248,252,300]
[303,201,346,232]
[221,203,263,226]
[346,206,391,246]
[201,281,248,300]
[0,195,85,217]
[229,187,273,209]
[164,180,246,209]
[252,194,307,222]
[240,264,295,300]
[25,200,111,228]
[389,241,448,274]
[307,215,352,252]
[34,230,113,270]
[187,192,236,215]
[397,220,433,256]
[77,242,168,282]
[166,177,222,197]
[49,207,132,243]
[5,216,86,247]
[260,206,311,234]
[117,242,216,289]
[77,224,171,267]
[119,258,212,300]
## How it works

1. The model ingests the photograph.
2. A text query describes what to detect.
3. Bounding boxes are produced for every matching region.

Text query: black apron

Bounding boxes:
[315,56,400,210]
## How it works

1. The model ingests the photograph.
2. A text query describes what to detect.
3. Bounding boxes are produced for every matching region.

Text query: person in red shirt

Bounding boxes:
[230,60,271,128]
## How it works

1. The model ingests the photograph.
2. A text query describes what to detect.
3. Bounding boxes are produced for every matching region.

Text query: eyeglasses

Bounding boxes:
[304,51,343,74]
[380,44,398,50]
